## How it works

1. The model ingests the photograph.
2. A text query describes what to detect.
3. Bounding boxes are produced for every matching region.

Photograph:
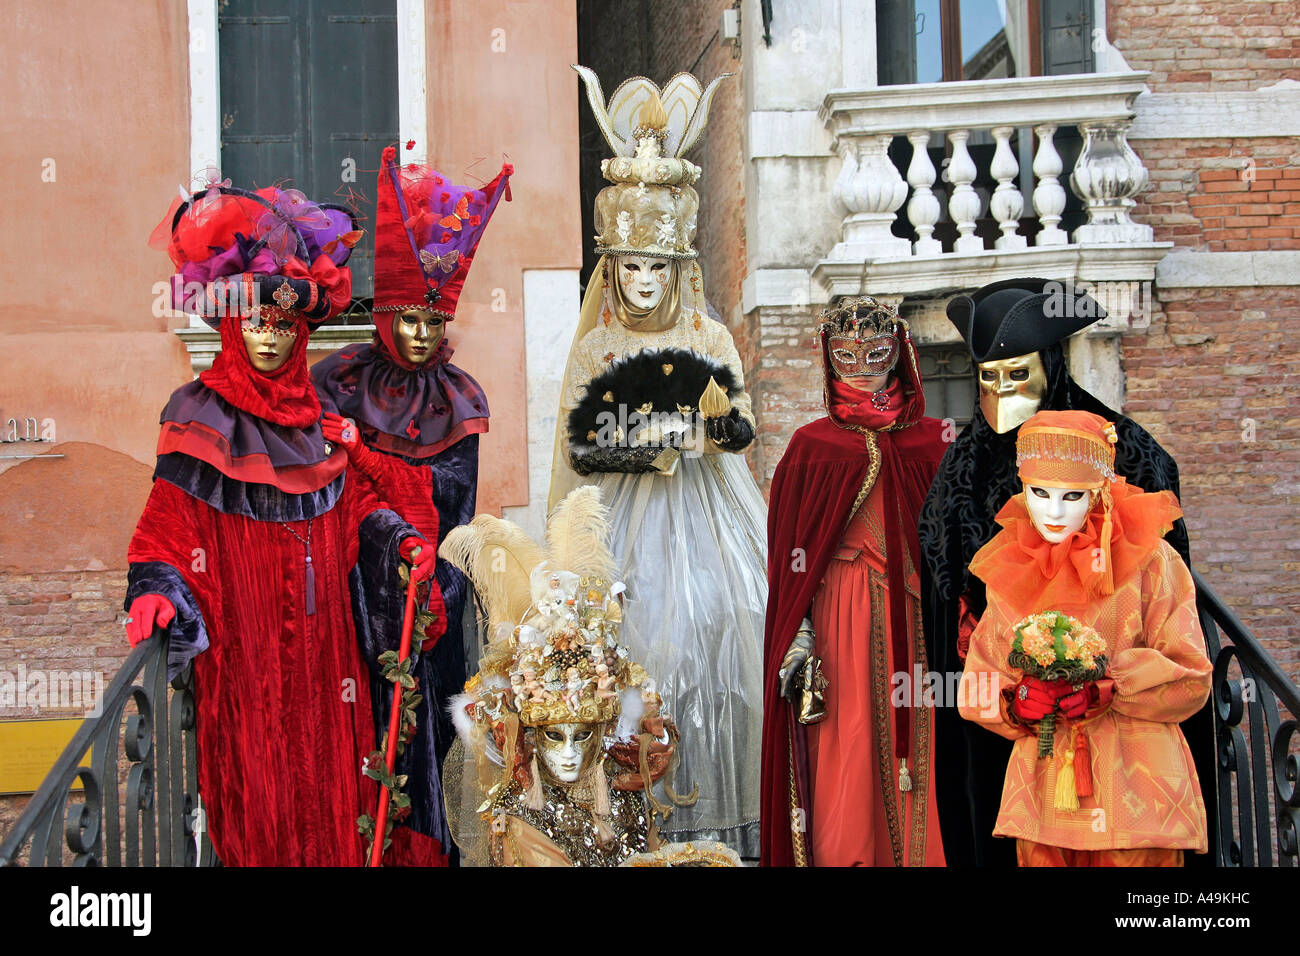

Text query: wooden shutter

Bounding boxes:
[219,0,398,300]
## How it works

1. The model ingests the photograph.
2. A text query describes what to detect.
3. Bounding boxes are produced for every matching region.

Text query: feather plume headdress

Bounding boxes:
[439,486,642,731]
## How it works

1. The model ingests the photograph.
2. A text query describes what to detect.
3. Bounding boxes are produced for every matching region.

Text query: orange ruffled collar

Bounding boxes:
[968,477,1183,619]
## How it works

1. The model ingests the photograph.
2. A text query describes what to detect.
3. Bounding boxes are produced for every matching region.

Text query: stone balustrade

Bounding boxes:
[813,71,1171,307]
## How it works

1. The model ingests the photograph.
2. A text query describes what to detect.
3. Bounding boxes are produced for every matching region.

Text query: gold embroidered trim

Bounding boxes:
[788,721,810,867]
[870,569,905,866]
[907,595,932,868]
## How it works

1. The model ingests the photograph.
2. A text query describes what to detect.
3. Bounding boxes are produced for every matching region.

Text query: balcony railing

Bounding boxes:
[2,574,1294,866]
[813,71,1172,306]
[0,628,214,867]
[1194,570,1300,867]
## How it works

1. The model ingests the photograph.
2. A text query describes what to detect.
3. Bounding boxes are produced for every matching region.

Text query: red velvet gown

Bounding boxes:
[128,473,383,867]
[761,353,947,867]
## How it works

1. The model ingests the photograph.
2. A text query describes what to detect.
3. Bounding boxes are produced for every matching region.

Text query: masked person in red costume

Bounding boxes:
[125,179,435,866]
[313,146,512,864]
[959,410,1210,866]
[761,297,948,867]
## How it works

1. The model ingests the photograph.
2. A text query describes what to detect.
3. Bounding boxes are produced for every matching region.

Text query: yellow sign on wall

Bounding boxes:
[0,718,89,795]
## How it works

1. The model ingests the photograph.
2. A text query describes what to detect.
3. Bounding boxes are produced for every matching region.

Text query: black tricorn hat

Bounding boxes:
[947,277,1106,363]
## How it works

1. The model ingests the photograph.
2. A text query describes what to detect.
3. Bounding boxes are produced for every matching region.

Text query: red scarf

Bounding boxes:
[200,315,321,427]
[828,376,906,430]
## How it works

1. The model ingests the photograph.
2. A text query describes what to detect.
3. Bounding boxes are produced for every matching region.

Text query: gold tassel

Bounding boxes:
[592,759,611,817]
[898,758,912,793]
[1054,747,1079,812]
[525,753,545,811]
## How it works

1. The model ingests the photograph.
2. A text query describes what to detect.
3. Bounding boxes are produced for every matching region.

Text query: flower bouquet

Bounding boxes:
[1008,612,1108,757]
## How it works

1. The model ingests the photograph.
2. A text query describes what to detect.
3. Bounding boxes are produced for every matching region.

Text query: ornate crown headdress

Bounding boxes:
[575,65,732,259]
[152,169,360,330]
[819,296,903,339]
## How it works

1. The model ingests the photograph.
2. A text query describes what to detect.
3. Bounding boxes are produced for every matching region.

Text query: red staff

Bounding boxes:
[368,543,428,867]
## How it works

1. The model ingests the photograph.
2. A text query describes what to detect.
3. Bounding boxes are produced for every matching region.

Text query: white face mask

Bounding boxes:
[535,722,602,785]
[616,255,671,311]
[1024,484,1094,543]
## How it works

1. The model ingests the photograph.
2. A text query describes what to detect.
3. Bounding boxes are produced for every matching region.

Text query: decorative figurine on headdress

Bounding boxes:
[312,147,511,864]
[548,67,768,856]
[761,297,948,867]
[958,409,1211,866]
[125,174,436,866]
[440,486,721,867]
[918,278,1214,868]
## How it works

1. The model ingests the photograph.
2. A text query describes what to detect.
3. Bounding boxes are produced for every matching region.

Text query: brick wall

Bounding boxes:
[1134,138,1300,250]
[0,570,128,720]
[750,305,823,484]
[1110,0,1300,90]
[1122,286,1300,680]
[642,0,748,336]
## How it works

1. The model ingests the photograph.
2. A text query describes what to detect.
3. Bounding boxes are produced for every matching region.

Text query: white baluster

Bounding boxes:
[829,134,911,260]
[906,130,942,257]
[1070,120,1153,243]
[989,126,1026,250]
[947,129,983,254]
[831,138,858,218]
[1032,124,1068,246]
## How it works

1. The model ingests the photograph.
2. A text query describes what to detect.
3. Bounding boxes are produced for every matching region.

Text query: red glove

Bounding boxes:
[400,537,435,583]
[1010,675,1072,722]
[323,412,386,478]
[1059,678,1115,720]
[1057,685,1090,719]
[322,413,361,451]
[125,594,176,648]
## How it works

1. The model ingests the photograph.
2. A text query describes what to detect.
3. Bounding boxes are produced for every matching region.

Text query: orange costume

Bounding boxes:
[958,410,1211,866]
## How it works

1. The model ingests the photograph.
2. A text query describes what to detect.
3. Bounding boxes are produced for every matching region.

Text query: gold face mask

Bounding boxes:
[978,352,1047,433]
[392,309,445,364]
[534,722,604,786]
[241,313,298,373]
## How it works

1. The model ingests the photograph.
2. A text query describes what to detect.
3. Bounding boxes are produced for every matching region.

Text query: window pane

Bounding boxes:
[1041,0,1095,75]
[915,0,943,84]
[917,343,975,426]
[960,0,1021,80]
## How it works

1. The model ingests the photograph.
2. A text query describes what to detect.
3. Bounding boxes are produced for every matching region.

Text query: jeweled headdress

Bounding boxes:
[151,169,360,330]
[441,487,664,739]
[575,66,731,259]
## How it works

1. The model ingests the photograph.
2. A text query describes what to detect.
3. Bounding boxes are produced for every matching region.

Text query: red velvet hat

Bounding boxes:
[372,146,512,346]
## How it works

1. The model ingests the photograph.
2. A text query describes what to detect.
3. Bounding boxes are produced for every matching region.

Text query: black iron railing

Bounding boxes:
[1194,569,1300,867]
[0,628,214,867]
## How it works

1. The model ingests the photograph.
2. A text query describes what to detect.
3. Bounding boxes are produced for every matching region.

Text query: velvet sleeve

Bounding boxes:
[124,562,209,681]
[125,479,213,680]
[427,435,478,625]
[349,504,421,674]
[348,445,440,545]
[1109,543,1212,724]
[958,594,1023,741]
